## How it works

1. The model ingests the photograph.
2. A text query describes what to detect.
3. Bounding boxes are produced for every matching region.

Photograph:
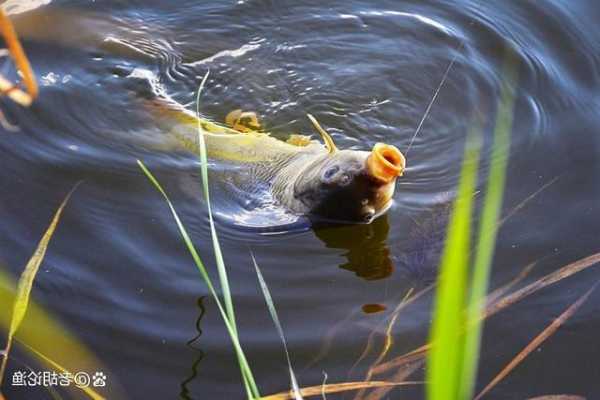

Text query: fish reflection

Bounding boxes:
[313,214,394,280]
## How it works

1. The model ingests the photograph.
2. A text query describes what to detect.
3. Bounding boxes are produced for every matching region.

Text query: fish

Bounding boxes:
[147,93,406,224]
[7,7,406,223]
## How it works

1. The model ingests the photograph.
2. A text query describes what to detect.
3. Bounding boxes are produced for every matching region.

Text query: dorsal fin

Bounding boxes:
[307,114,338,154]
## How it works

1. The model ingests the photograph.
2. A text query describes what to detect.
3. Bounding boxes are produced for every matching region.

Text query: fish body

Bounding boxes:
[148,95,405,224]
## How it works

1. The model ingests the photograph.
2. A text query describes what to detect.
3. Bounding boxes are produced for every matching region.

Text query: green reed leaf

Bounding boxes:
[426,127,481,400]
[426,46,519,400]
[194,71,259,398]
[0,184,79,385]
[251,253,303,400]
[137,160,259,399]
[460,48,520,400]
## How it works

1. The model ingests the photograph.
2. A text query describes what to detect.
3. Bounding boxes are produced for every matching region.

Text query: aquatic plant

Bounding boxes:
[0,186,76,384]
[251,253,303,399]
[425,47,519,400]
[0,186,108,400]
[139,160,261,398]
[139,72,425,399]
[0,8,38,107]
[423,45,599,400]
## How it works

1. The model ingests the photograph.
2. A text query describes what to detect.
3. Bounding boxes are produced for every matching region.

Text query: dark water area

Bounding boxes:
[1,0,600,398]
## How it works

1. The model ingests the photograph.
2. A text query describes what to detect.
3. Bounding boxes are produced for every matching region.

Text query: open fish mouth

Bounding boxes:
[366,143,406,183]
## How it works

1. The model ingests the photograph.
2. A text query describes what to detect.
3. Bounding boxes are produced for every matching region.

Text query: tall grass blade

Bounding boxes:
[251,253,303,400]
[0,184,78,385]
[137,161,259,398]
[475,283,598,400]
[193,71,257,397]
[425,122,481,400]
[194,71,236,330]
[460,48,520,400]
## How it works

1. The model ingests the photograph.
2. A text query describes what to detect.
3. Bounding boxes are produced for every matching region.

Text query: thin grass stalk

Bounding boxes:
[475,282,598,400]
[262,380,423,400]
[460,48,520,399]
[349,285,433,381]
[194,72,237,332]
[362,360,425,400]
[352,288,418,400]
[137,161,259,398]
[251,253,302,399]
[193,71,258,398]
[370,251,600,377]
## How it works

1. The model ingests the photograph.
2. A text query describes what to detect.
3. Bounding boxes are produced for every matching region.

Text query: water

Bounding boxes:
[1,0,600,398]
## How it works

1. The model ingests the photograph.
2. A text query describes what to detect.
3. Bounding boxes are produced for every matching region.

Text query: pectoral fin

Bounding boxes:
[286,134,312,147]
[226,109,262,133]
[307,113,338,153]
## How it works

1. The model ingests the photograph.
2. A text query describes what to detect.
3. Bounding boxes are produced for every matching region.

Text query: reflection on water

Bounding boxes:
[361,303,387,314]
[314,215,394,280]
[180,296,206,400]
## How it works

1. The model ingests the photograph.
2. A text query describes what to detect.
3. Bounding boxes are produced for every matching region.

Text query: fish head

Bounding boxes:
[293,143,405,223]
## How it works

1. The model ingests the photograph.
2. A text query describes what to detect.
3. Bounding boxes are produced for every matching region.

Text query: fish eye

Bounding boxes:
[322,165,340,180]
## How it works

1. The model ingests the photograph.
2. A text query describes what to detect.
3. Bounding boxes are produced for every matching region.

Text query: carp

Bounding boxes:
[148,94,406,224]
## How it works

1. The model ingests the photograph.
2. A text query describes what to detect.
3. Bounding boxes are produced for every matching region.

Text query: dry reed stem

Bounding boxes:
[361,360,425,400]
[0,8,38,106]
[475,283,598,400]
[371,251,600,376]
[261,380,422,400]
[351,288,417,399]
[485,261,536,305]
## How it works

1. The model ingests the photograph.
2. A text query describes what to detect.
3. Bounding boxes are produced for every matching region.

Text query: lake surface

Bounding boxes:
[1,0,600,398]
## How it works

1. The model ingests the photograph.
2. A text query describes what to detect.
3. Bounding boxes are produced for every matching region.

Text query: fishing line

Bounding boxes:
[405,42,464,155]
